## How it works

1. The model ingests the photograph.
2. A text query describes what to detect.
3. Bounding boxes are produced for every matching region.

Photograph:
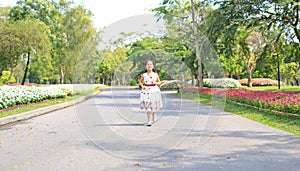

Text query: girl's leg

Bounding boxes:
[152,112,156,122]
[147,111,151,125]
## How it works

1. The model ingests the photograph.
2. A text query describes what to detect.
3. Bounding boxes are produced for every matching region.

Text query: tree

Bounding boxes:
[9,0,98,84]
[9,0,65,83]
[161,34,194,82]
[28,53,54,84]
[215,0,299,43]
[283,42,300,85]
[73,32,102,84]
[191,0,203,88]
[17,19,51,85]
[0,18,52,85]
[235,27,266,87]
[126,37,167,75]
[0,20,24,84]
[60,5,97,83]
[152,0,211,87]
[98,47,128,85]
[207,0,299,84]
[124,34,191,85]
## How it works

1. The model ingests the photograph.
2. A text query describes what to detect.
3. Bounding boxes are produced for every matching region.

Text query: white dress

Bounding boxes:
[140,73,163,112]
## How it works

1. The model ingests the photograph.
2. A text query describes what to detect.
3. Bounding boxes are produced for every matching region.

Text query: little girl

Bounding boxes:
[139,60,163,126]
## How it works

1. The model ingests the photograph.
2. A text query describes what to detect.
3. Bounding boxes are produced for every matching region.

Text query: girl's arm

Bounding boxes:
[138,75,146,89]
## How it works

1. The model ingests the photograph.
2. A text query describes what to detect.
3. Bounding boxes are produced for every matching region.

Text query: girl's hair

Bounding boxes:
[144,59,156,72]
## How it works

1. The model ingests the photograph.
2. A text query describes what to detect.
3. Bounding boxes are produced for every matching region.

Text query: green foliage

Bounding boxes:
[60,5,97,83]
[0,19,51,85]
[214,0,300,43]
[0,71,16,84]
[28,53,54,84]
[206,0,300,85]
[281,62,300,85]
[0,20,24,71]
[130,79,137,86]
[72,37,101,84]
[98,47,128,85]
[7,0,98,84]
[247,86,300,93]
[152,0,207,87]
[0,6,11,21]
[159,69,167,81]
[125,35,193,84]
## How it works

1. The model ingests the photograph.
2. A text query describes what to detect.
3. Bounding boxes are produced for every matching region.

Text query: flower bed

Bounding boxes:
[180,87,300,114]
[0,85,67,109]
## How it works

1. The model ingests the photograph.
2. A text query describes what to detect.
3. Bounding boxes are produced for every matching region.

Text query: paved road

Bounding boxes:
[0,88,300,170]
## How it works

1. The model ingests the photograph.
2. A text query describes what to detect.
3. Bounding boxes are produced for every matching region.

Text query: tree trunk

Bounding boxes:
[245,58,252,87]
[294,27,300,43]
[122,75,125,86]
[180,63,184,82]
[247,72,252,87]
[60,66,64,84]
[294,75,299,86]
[294,0,300,42]
[191,0,203,88]
[191,74,195,87]
[21,50,30,85]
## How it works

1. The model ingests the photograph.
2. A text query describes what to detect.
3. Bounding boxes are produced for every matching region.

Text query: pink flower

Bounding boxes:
[180,87,300,114]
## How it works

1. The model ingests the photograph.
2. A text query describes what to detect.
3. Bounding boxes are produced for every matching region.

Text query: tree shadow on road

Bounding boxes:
[94,123,145,127]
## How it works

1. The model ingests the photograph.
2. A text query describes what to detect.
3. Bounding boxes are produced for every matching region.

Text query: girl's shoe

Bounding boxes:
[152,118,157,123]
[146,121,152,126]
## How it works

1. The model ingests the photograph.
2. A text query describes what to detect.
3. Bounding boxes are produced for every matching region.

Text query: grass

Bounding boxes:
[244,85,300,93]
[0,88,99,119]
[176,92,300,137]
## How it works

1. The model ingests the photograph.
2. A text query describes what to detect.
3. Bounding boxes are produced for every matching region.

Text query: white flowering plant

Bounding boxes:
[0,85,67,109]
[203,78,242,88]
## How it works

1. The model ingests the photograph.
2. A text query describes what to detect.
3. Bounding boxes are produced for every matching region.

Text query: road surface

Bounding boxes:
[0,88,299,170]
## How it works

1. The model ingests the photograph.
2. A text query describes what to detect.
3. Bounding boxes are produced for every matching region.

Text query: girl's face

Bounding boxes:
[145,61,154,71]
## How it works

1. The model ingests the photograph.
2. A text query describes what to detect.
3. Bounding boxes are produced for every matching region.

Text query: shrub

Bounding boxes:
[0,71,16,84]
[130,79,137,86]
[238,78,284,86]
[203,78,241,88]
[60,88,73,96]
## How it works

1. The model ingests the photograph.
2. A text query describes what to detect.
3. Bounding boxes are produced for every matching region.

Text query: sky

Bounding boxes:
[0,0,163,28]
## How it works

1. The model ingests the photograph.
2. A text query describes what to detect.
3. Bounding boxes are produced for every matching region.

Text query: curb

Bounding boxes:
[0,91,100,126]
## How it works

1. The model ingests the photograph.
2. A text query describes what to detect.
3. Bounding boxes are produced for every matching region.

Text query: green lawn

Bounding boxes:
[175,92,300,137]
[0,88,99,119]
[244,85,300,93]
